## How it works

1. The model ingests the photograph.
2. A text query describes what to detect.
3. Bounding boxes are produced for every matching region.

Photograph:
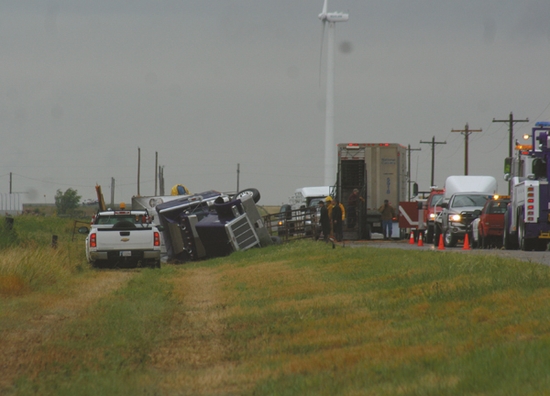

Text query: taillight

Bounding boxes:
[90,233,97,248]
[154,231,160,247]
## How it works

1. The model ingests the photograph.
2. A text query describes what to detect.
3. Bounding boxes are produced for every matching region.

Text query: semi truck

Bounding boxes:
[504,121,550,251]
[336,143,407,240]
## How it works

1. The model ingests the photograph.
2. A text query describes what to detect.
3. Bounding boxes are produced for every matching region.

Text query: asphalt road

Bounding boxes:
[344,238,550,267]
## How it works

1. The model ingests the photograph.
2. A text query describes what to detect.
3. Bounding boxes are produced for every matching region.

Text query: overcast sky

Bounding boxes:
[2,1,550,206]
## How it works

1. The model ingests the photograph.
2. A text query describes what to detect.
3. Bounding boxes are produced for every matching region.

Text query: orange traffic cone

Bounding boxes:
[418,232,424,247]
[409,231,415,244]
[438,234,445,250]
[463,233,471,250]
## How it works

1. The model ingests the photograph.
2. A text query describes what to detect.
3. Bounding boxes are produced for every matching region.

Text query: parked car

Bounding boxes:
[471,196,510,249]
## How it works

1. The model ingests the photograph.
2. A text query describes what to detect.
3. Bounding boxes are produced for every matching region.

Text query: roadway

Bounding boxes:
[343,236,550,267]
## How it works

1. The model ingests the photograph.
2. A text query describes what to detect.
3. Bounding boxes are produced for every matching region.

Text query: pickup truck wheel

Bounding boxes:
[444,229,457,247]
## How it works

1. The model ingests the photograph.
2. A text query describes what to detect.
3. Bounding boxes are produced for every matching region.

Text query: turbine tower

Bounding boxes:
[318,0,348,186]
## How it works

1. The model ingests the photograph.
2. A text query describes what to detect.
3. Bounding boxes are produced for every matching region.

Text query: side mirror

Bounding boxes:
[504,173,511,182]
[78,226,89,234]
[440,202,448,208]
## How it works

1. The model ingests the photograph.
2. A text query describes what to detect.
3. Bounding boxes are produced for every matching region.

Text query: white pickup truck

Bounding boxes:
[79,209,162,268]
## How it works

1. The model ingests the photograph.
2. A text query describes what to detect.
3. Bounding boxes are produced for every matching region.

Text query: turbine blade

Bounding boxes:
[322,0,328,16]
[319,21,326,87]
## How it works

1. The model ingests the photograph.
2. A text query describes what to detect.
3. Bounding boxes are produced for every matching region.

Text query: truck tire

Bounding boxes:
[503,211,517,250]
[433,224,441,247]
[235,188,261,203]
[518,216,534,251]
[426,226,434,244]
[444,229,457,248]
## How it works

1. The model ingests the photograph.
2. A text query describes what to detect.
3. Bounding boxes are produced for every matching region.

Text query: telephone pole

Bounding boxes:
[451,123,482,175]
[493,112,529,158]
[420,137,447,187]
[407,144,421,199]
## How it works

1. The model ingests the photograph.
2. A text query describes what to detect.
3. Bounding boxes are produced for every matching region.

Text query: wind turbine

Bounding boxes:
[318,0,348,186]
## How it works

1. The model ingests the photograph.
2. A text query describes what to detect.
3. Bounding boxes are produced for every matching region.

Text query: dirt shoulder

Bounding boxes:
[150,267,247,395]
[0,270,134,392]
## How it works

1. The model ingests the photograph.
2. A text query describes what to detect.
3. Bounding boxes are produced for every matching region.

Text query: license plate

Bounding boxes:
[120,251,132,257]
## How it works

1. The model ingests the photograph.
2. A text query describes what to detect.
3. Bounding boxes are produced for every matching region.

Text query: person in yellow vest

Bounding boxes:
[325,196,345,240]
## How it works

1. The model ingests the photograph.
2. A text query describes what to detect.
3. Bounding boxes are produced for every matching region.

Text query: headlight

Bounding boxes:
[450,214,461,222]
[429,213,436,219]
[278,221,284,226]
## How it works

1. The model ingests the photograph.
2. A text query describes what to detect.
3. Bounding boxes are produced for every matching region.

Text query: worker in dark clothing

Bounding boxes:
[331,198,344,242]
[347,188,364,229]
[316,200,331,242]
[378,199,396,240]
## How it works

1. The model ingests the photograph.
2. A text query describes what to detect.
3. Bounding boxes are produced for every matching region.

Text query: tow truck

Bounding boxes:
[504,121,550,251]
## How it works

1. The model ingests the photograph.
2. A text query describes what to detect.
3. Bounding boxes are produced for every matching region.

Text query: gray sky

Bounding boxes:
[2,1,550,206]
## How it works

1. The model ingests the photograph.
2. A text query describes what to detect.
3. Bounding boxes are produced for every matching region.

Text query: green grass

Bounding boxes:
[12,268,176,396]
[0,216,88,296]
[209,241,550,395]
[4,220,550,395]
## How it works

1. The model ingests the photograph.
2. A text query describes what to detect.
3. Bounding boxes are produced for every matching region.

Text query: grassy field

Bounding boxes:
[2,216,550,395]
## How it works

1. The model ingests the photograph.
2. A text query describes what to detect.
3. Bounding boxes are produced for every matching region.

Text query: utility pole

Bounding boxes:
[407,144,421,199]
[420,137,447,187]
[110,177,115,207]
[137,147,141,197]
[236,163,240,194]
[155,151,158,196]
[9,172,12,194]
[451,123,482,175]
[493,112,529,158]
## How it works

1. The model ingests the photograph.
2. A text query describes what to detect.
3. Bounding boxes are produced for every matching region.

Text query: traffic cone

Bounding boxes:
[438,234,445,250]
[463,233,471,250]
[409,231,415,244]
[417,232,424,247]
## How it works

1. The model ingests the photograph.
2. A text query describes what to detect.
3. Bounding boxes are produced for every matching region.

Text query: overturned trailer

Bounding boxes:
[155,190,272,262]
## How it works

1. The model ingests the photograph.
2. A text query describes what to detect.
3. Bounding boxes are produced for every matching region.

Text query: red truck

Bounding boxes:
[472,196,510,249]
